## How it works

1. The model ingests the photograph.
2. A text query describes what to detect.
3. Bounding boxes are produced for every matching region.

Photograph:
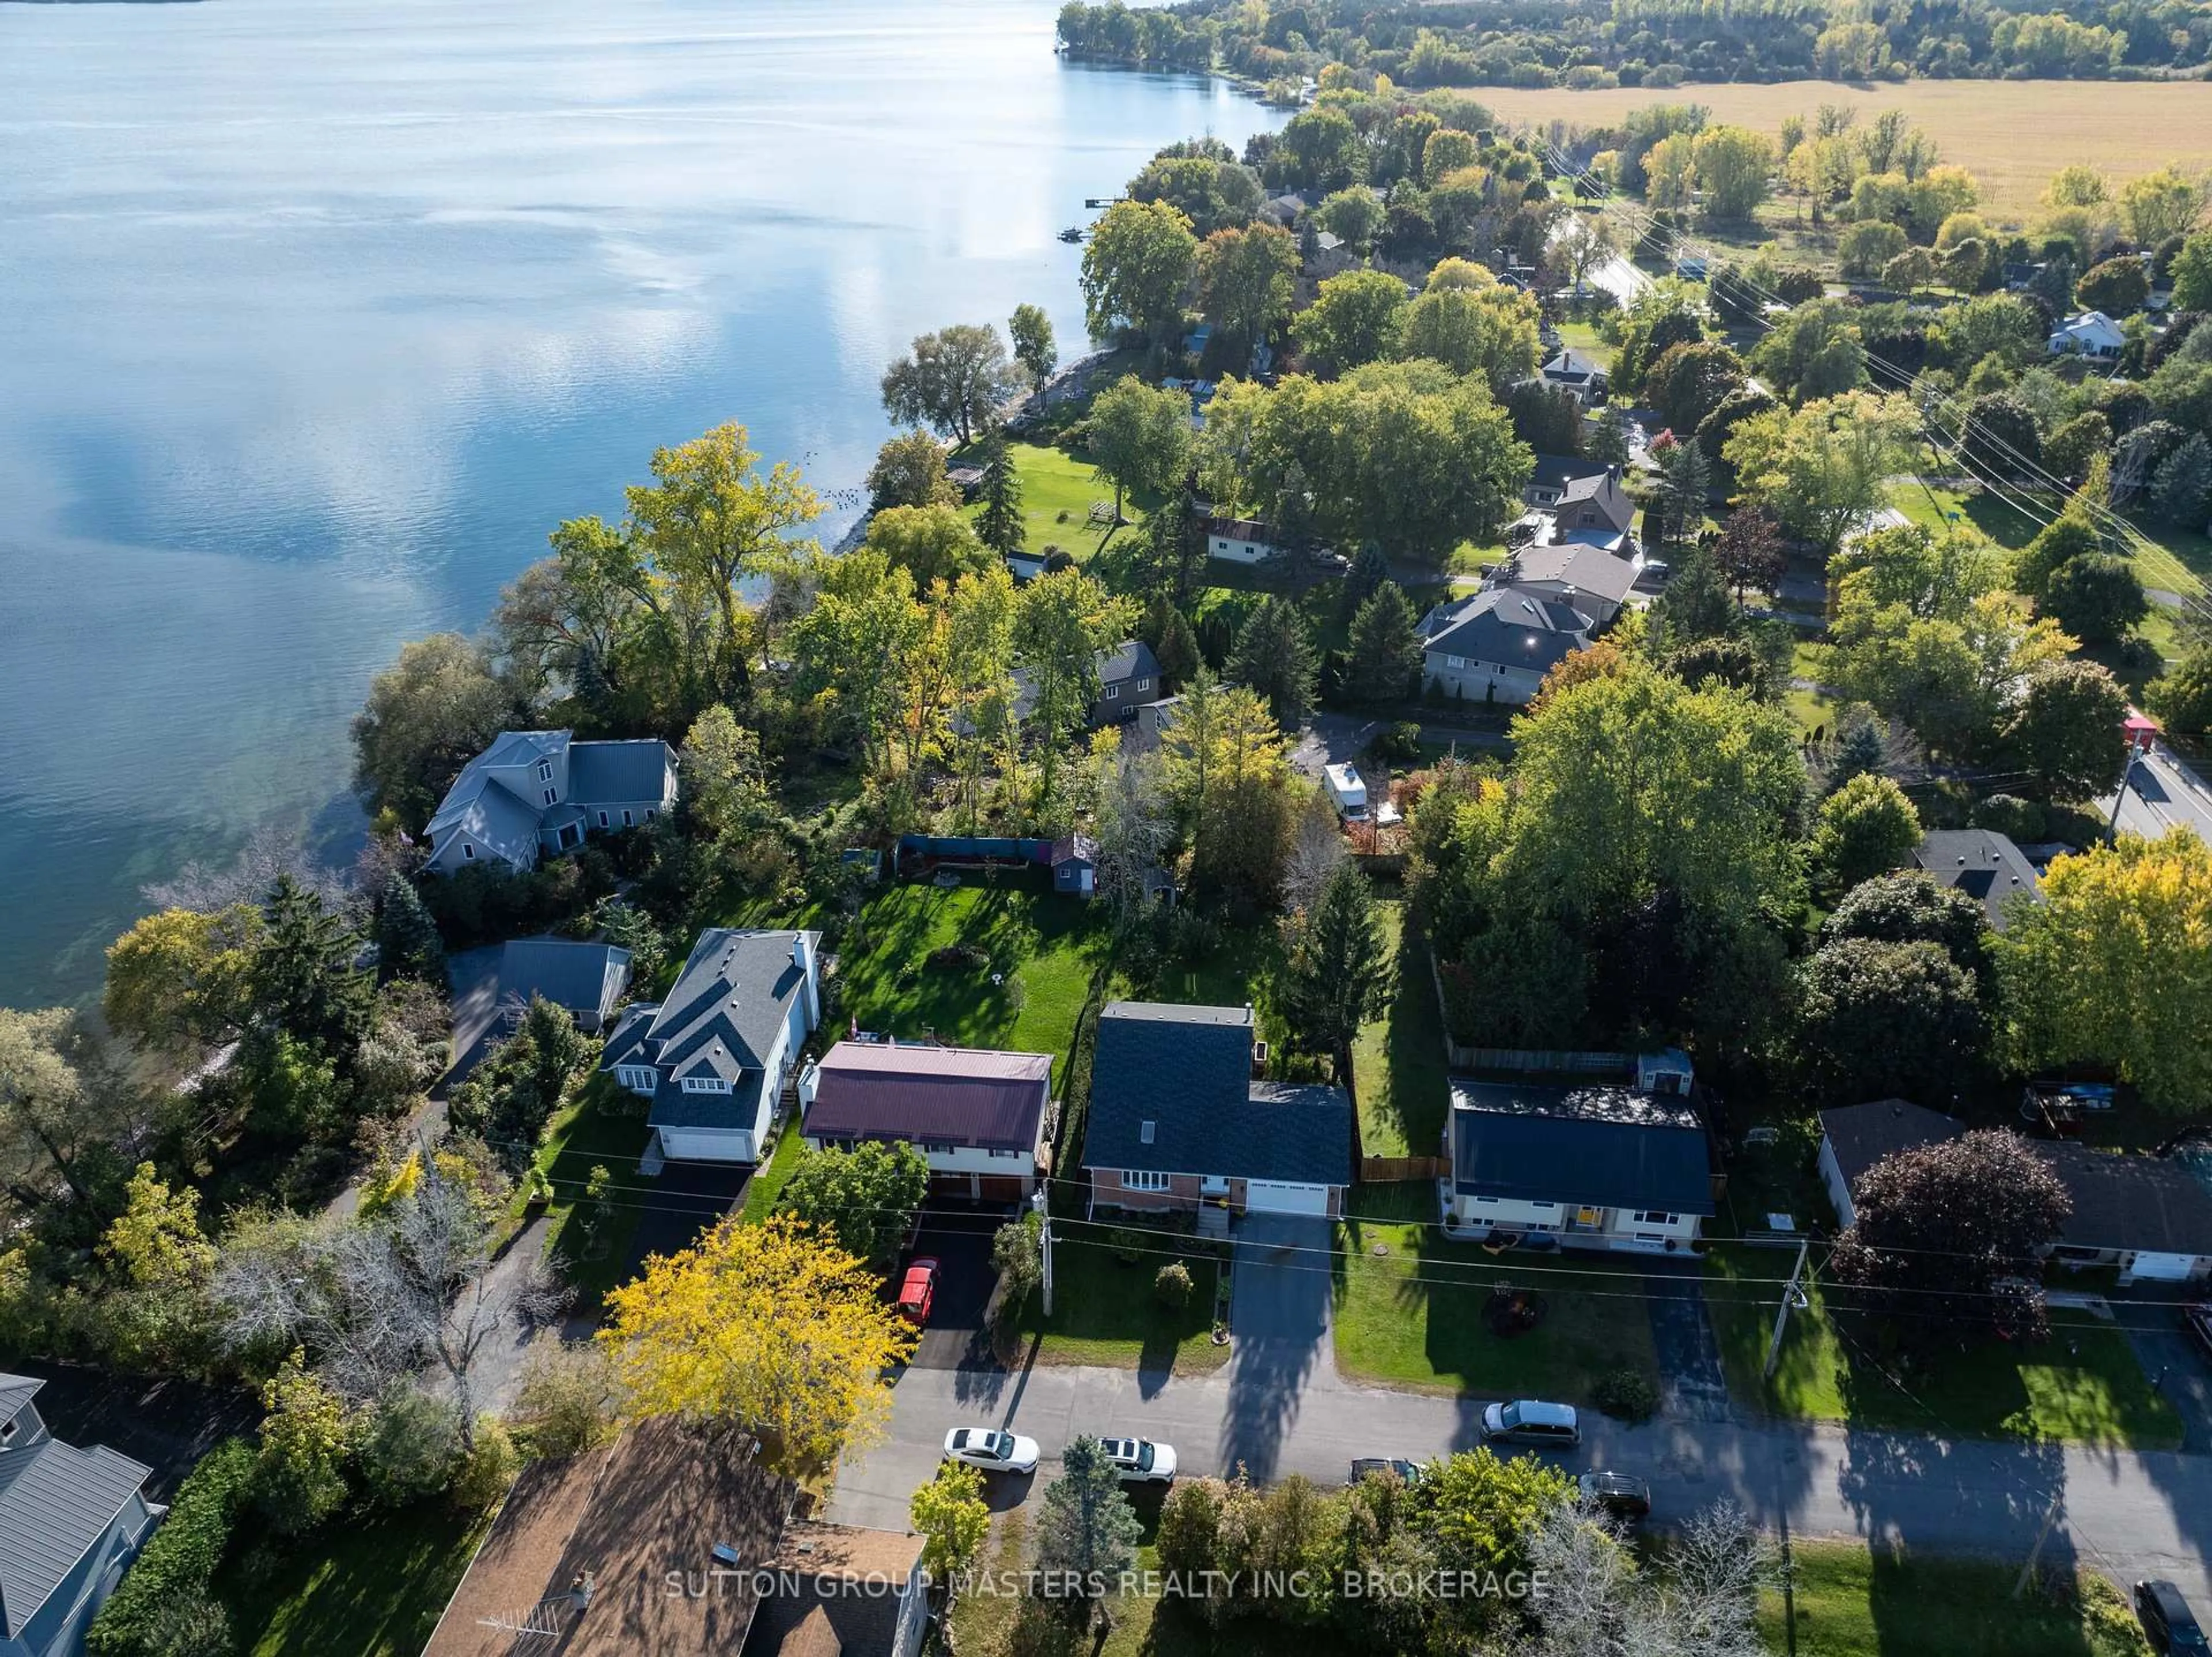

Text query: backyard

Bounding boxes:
[974,440,1160,563]
[1332,1221,1661,1404]
[1349,900,1452,1162]
[221,1499,497,1657]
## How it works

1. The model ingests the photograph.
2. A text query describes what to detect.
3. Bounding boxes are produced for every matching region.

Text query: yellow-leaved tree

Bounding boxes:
[597,1215,914,1476]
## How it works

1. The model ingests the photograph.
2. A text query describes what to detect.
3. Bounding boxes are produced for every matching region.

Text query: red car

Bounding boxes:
[897,1259,940,1326]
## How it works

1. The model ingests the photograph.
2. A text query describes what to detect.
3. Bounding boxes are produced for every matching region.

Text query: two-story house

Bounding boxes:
[799,1041,1052,1202]
[1010,638,1163,729]
[1538,349,1610,407]
[1415,588,1592,704]
[600,928,822,1164]
[0,1374,161,1657]
[422,730,677,876]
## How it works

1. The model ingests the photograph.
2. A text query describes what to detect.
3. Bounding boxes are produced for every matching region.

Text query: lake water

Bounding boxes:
[0,0,1279,1007]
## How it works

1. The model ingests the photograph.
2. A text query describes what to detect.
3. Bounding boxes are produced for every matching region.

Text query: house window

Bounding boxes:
[1527,1201,1556,1210]
[990,1148,1021,1159]
[1633,1210,1676,1225]
[1216,539,1229,551]
[1123,1170,1170,1192]
[1139,1120,1156,1145]
[597,811,609,827]
[1105,684,1120,701]
[618,1066,654,1091]
[645,808,656,821]
[921,1141,958,1156]
[680,1076,731,1095]
[542,788,557,806]
[622,809,634,827]
[461,843,475,860]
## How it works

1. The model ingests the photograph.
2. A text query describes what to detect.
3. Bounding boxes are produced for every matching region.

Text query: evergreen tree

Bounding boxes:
[1279,864,1389,1077]
[1651,436,1711,547]
[1343,582,1423,705]
[1339,542,1391,622]
[1589,406,1633,469]
[2152,434,2212,529]
[1226,595,1320,727]
[1652,544,1735,648]
[1139,593,1201,690]
[1033,1436,1143,1625]
[373,873,444,984]
[976,431,1025,557]
[250,875,371,1051]
[1823,716,1888,795]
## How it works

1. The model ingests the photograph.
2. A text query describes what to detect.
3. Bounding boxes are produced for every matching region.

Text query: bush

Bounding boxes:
[512,1345,621,1458]
[1155,1261,1195,1308]
[87,1437,256,1657]
[355,1383,465,1508]
[450,1418,522,1513]
[1592,1367,1658,1423]
[141,1588,233,1657]
[1970,794,2047,841]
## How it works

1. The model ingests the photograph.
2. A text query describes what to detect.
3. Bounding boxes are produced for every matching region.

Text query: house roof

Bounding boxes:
[1101,639,1160,687]
[1449,1080,1714,1216]
[1818,1100,1965,1194]
[1556,468,1622,507]
[426,770,547,867]
[740,1524,925,1657]
[1528,453,1611,493]
[1912,830,2044,929]
[0,1435,152,1638]
[1542,349,1608,383]
[1085,1003,1353,1187]
[803,1042,1051,1153]
[497,939,633,1020]
[0,1376,41,1424]
[569,740,672,805]
[1416,587,1590,675]
[1509,539,1642,606]
[1203,516,1277,543]
[423,1417,796,1657]
[1049,833,1099,870]
[597,930,815,1131]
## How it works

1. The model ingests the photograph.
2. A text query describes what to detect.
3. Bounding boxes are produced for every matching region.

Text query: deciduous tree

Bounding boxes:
[1809,773,1922,895]
[1086,376,1193,521]
[1009,302,1058,396]
[1292,269,1409,377]
[912,1462,991,1587]
[866,430,959,512]
[1198,222,1300,360]
[880,324,1021,445]
[104,905,264,1056]
[774,1141,929,1270]
[1080,198,1199,345]
[1795,937,1986,1103]
[2005,659,2128,803]
[350,634,513,830]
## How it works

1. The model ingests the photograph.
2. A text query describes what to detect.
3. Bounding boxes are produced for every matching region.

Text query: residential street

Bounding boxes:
[828,1351,2212,1606]
[2104,741,2212,845]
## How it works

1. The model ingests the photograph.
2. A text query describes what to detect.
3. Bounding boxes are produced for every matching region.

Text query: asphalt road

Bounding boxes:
[2104,742,2212,845]
[828,1353,2212,1605]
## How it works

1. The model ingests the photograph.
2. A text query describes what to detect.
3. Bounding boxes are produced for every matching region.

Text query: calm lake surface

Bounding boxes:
[0,0,1279,1007]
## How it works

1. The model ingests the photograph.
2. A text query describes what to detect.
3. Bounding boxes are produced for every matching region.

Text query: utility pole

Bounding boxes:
[2012,1490,2065,1599]
[1765,1240,1810,1382]
[1033,1191,1054,1319]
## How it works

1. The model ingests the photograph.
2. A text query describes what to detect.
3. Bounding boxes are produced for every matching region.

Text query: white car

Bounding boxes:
[942,1427,1040,1476]
[1099,1436,1177,1484]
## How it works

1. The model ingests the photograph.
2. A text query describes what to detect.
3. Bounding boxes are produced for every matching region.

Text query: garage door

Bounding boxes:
[1245,1181,1330,1216]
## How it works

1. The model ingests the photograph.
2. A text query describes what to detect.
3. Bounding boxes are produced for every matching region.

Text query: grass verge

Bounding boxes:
[1017,1227,1229,1374]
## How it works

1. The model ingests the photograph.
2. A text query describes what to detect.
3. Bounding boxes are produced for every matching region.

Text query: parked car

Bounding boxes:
[896,1258,938,1326]
[2183,1304,2212,1363]
[943,1427,1040,1476]
[1482,1400,1581,1447]
[1578,1471,1652,1522]
[1349,1458,1424,1486]
[1099,1437,1177,1484]
[2135,1579,2210,1652]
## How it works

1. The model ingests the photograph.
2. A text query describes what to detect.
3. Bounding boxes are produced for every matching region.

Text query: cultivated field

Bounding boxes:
[1477,78,2212,217]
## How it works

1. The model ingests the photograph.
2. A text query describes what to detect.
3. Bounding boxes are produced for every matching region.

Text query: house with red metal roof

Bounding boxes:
[797,1041,1054,1203]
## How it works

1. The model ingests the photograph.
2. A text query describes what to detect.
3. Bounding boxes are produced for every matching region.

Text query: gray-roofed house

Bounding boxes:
[1523,453,1614,510]
[800,1041,1053,1201]
[1416,588,1592,705]
[1539,349,1611,407]
[422,730,677,876]
[1912,829,2045,929]
[1446,1068,1715,1252]
[1008,638,1164,729]
[1548,466,1636,537]
[494,938,633,1034]
[1503,536,1644,627]
[0,1375,160,1657]
[1819,1100,2212,1283]
[600,929,823,1164]
[1085,1002,1352,1218]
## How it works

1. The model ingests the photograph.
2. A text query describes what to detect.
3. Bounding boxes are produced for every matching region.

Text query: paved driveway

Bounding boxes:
[907,1212,1004,1374]
[1643,1266,1734,1423]
[1225,1213,1339,1481]
[2124,1303,2212,1454]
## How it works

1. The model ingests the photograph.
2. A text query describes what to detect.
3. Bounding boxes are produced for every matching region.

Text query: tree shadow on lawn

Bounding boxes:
[225,1500,493,1657]
[1365,918,1450,1160]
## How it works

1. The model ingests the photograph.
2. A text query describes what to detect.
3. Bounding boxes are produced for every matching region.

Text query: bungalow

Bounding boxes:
[600,928,822,1164]
[1085,1002,1352,1219]
[492,937,632,1034]
[1416,587,1592,705]
[1445,1058,1715,1253]
[1502,536,1643,628]
[1912,829,2044,930]
[0,1374,161,1657]
[422,730,676,876]
[1539,349,1611,407]
[2047,309,2126,360]
[1201,516,1287,566]
[800,1040,1052,1202]
[1818,1100,2212,1283]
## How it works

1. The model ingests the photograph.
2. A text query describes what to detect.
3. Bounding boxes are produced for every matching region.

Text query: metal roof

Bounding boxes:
[0,1438,151,1637]
[1450,1079,1713,1216]
[569,739,672,805]
[804,1042,1051,1153]
[497,939,632,1019]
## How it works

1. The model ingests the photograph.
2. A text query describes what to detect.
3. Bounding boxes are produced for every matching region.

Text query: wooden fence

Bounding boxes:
[1426,954,1633,1075]
[1360,1156,1450,1183]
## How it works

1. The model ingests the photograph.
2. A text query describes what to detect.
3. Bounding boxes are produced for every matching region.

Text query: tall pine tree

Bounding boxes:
[976,432,1025,556]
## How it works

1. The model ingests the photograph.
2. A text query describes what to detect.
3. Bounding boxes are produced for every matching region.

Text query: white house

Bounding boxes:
[0,1374,161,1657]
[799,1041,1053,1202]
[599,928,822,1163]
[1201,515,1286,566]
[1445,1053,1713,1254]
[1416,587,1592,705]
[2047,309,2126,360]
[422,730,676,876]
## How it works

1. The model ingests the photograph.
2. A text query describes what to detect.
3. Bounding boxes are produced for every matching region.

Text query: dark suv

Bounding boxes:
[2137,1580,2211,1652]
[1578,1471,1653,1522]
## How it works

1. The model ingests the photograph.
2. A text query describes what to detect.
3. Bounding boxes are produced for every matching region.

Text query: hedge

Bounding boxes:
[86,1436,256,1657]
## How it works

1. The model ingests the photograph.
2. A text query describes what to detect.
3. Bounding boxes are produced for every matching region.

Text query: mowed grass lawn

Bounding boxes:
[1016,1227,1229,1374]
[1332,1221,1660,1403]
[224,1500,497,1657]
[526,1070,650,1310]
[972,440,1163,563]
[1469,80,2212,216]
[1707,1250,2182,1449]
[1350,900,1452,1160]
[836,880,1111,1085]
[1760,1540,2150,1657]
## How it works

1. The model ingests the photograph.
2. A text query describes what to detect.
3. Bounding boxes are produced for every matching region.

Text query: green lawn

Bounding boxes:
[1707,1250,2183,1450]
[1015,1226,1229,1374]
[1555,319,1613,369]
[1902,475,2210,602]
[1350,901,1451,1161]
[1331,1222,1661,1405]
[739,1114,806,1222]
[1759,1539,2149,1657]
[224,1500,496,1657]
[527,1071,651,1311]
[972,440,1161,563]
[836,880,1112,1085]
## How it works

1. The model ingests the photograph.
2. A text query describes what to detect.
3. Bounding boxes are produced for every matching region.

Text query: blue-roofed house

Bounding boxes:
[421,731,676,876]
[1085,1002,1351,1218]
[600,929,823,1164]
[1445,1066,1715,1253]
[0,1374,161,1657]
[493,938,634,1035]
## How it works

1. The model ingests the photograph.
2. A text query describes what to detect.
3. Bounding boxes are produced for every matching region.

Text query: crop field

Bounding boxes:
[1477,79,2212,217]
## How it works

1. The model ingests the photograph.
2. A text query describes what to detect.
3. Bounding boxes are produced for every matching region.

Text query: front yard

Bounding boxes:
[1331,1221,1660,1406]
[526,1070,650,1308]
[1014,1224,1230,1374]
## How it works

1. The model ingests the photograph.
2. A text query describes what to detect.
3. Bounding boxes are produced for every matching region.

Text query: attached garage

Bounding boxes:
[654,1126,757,1163]
[1244,1180,1331,1216]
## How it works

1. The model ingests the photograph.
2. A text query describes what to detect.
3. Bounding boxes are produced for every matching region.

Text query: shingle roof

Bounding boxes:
[1528,453,1609,493]
[497,939,632,1020]
[1450,1079,1714,1216]
[804,1042,1051,1153]
[1510,540,1641,605]
[598,930,814,1132]
[0,1437,151,1637]
[1417,587,1590,675]
[1543,349,1607,381]
[569,739,671,805]
[1818,1100,1965,1193]
[1086,1003,1352,1187]
[1912,831,2044,930]
[1101,639,1160,687]
[2038,1142,2212,1258]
